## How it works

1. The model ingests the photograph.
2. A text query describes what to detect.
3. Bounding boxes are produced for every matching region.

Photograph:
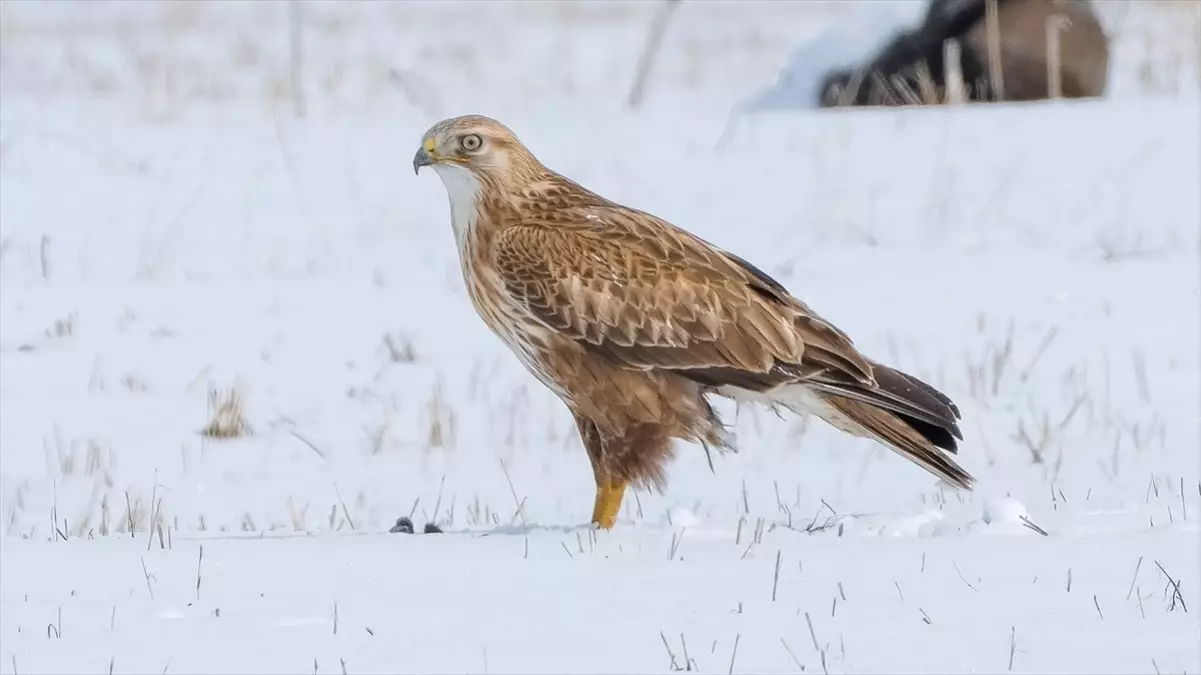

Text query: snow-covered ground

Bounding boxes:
[1,1,1199,673]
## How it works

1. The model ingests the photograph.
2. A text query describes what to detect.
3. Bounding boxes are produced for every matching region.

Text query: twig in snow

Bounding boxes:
[140,558,155,600]
[288,429,326,459]
[727,634,740,675]
[195,545,204,599]
[1018,326,1058,382]
[1180,477,1188,521]
[953,561,978,591]
[626,0,683,108]
[660,631,681,671]
[679,634,695,671]
[1019,515,1048,536]
[668,529,685,560]
[334,484,356,531]
[125,491,136,536]
[1153,560,1187,612]
[772,550,782,601]
[146,470,160,551]
[780,638,803,671]
[46,606,62,639]
[1126,556,1144,600]
[498,458,528,526]
[40,235,51,280]
[1007,626,1016,671]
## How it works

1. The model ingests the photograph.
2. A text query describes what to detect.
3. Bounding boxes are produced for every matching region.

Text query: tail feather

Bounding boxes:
[822,393,975,489]
[762,363,973,490]
[804,363,963,450]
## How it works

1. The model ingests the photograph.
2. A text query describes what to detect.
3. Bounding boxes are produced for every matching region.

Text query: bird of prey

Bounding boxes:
[414,115,973,530]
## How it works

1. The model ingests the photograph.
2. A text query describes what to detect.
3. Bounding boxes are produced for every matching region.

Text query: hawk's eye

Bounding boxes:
[460,134,482,152]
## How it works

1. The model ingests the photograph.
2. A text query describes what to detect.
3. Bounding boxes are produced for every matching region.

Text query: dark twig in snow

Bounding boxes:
[780,638,804,671]
[660,631,681,671]
[334,484,356,531]
[288,429,326,459]
[140,558,155,600]
[1007,626,1016,671]
[195,545,204,599]
[626,0,682,108]
[1019,515,1048,536]
[727,634,740,675]
[1126,556,1143,601]
[1153,560,1187,612]
[953,561,978,591]
[805,612,820,652]
[772,550,782,601]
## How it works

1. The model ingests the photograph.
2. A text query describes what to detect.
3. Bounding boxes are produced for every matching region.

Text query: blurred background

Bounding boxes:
[1,0,1197,120]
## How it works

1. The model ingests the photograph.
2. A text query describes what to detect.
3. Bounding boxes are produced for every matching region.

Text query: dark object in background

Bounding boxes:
[818,0,1110,107]
[388,516,443,534]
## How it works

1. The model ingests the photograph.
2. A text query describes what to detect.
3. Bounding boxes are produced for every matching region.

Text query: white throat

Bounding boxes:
[431,163,483,251]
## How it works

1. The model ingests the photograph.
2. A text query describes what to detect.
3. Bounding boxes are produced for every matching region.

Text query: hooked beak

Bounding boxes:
[413,138,437,175]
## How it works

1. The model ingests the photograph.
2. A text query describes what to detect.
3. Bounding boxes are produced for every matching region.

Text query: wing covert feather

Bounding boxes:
[492,220,801,374]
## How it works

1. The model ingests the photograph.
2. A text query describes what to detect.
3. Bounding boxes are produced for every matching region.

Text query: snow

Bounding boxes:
[1,1,1199,674]
[741,1,926,112]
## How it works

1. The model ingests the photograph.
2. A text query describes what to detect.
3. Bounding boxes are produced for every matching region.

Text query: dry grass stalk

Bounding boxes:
[381,332,416,362]
[288,0,306,118]
[423,378,456,451]
[626,0,682,109]
[1045,13,1071,98]
[201,384,251,439]
[943,39,967,104]
[984,0,1006,99]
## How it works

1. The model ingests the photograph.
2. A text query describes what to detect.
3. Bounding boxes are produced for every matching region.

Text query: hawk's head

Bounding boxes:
[413,115,533,182]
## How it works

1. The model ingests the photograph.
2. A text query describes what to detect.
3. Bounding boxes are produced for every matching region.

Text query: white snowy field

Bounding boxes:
[1,1,1200,674]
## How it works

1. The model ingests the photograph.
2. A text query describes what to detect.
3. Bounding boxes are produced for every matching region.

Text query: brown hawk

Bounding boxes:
[414,115,973,529]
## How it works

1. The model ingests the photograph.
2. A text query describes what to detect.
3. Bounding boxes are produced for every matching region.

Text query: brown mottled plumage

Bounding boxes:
[414,115,973,529]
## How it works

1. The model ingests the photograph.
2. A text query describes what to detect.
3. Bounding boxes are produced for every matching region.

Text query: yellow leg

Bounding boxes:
[591,478,627,529]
